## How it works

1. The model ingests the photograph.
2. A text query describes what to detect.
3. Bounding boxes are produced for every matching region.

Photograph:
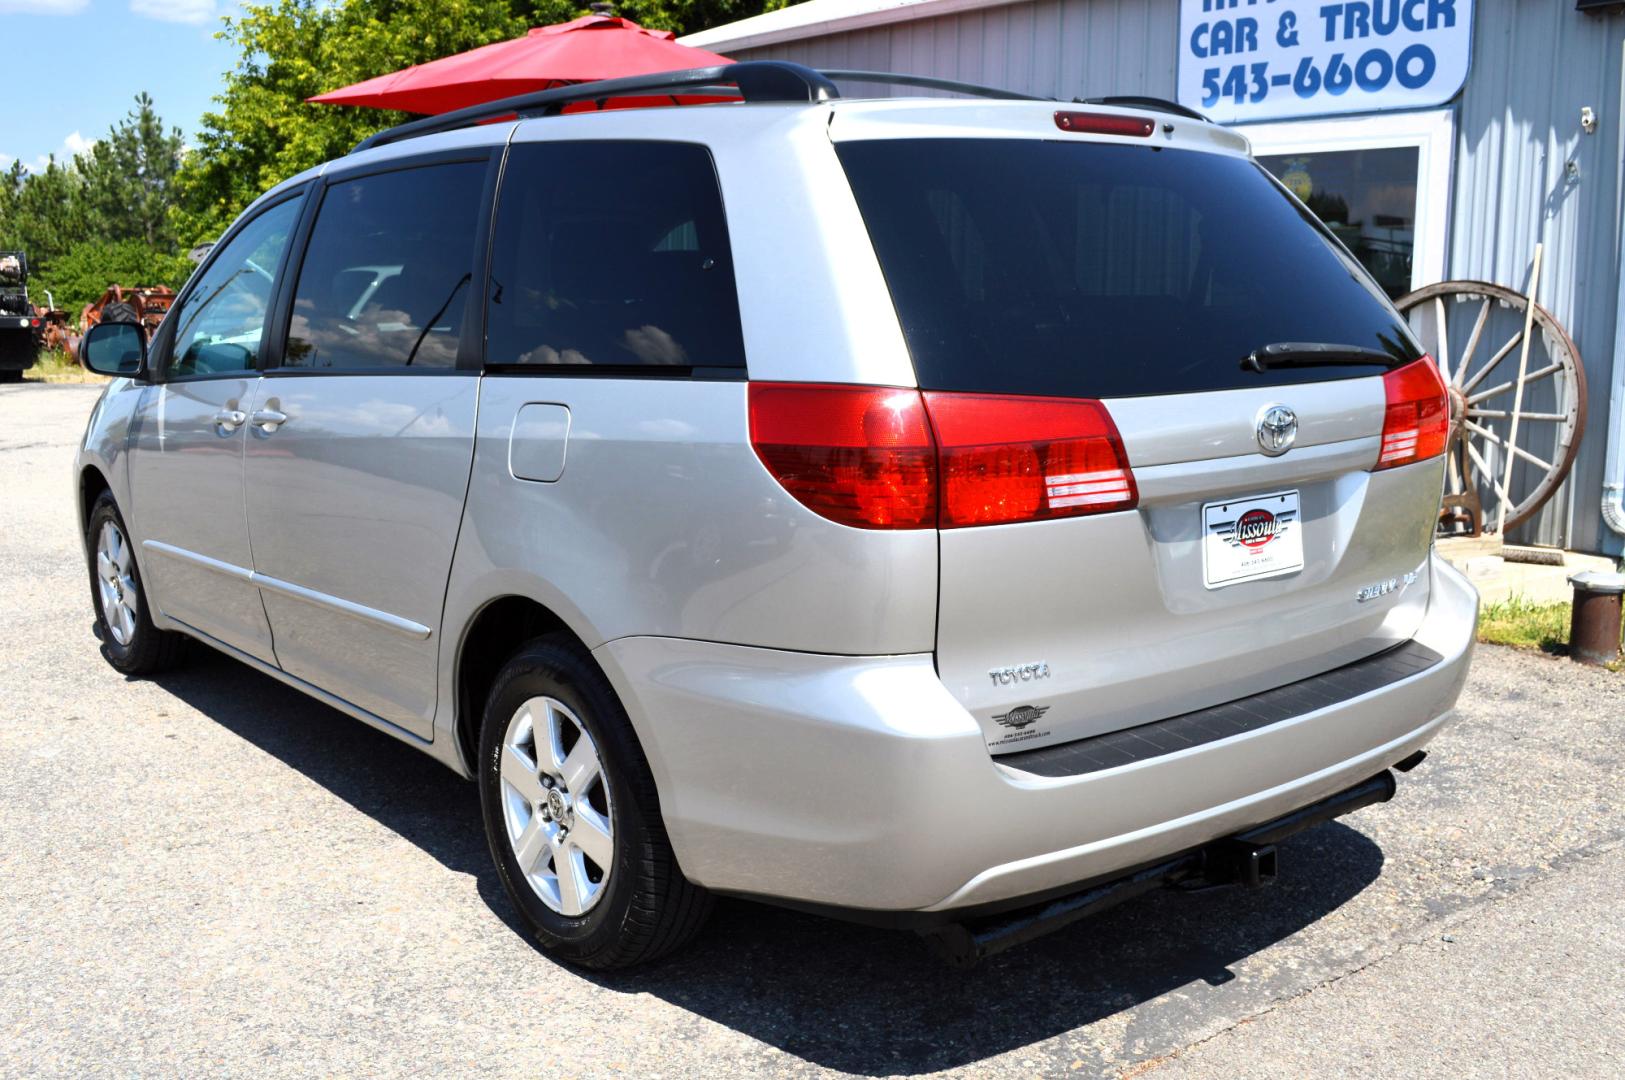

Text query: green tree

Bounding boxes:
[0,157,89,276]
[79,93,187,250]
[32,238,195,317]
[173,0,560,246]
[613,0,793,39]
[174,0,797,245]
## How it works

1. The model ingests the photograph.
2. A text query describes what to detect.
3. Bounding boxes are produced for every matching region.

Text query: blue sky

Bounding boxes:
[1,1,239,173]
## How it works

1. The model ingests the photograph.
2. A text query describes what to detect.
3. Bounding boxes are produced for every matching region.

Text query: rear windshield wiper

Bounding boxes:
[1241,342,1399,373]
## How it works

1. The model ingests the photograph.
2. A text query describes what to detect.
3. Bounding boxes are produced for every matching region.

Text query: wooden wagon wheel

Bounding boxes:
[1395,280,1587,535]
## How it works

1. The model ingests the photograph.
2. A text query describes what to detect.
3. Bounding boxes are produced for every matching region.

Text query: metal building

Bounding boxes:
[687,0,1625,556]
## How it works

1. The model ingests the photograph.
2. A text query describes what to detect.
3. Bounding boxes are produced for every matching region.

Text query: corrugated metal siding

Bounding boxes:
[731,0,1179,101]
[1448,0,1624,553]
[734,0,1625,553]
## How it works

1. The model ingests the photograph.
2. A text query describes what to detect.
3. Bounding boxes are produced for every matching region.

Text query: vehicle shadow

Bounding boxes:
[150,645,1387,1076]
[593,826,1384,1074]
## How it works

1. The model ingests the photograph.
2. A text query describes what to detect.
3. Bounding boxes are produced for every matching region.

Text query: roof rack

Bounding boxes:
[348,60,1084,155]
[1075,95,1212,123]
[819,70,1048,102]
[351,61,840,153]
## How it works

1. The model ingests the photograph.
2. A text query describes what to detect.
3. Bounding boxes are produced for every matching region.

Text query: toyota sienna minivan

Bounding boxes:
[75,63,1476,969]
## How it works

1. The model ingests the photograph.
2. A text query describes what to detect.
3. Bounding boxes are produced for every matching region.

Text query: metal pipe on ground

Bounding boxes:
[1567,571,1624,665]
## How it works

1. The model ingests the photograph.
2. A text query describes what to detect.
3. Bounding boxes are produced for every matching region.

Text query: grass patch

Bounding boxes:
[25,349,108,385]
[1477,596,1572,652]
[1478,594,1622,670]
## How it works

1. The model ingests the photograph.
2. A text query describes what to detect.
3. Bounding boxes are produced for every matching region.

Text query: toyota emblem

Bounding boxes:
[1256,405,1298,456]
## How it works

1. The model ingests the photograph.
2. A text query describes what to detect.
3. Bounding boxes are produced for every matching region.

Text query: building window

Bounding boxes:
[1238,108,1454,299]
[1257,146,1419,299]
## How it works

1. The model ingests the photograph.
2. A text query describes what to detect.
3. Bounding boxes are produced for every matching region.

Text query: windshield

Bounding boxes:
[835,139,1422,398]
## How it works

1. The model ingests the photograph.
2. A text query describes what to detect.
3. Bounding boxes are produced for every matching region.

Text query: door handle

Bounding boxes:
[251,408,289,433]
[214,409,247,433]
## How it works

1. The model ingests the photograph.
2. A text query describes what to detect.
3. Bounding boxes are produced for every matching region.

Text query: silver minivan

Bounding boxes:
[75,63,1476,969]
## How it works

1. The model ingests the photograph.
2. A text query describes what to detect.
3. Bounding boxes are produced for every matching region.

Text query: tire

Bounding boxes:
[478,635,711,969]
[86,492,187,675]
[0,369,21,383]
[99,301,140,326]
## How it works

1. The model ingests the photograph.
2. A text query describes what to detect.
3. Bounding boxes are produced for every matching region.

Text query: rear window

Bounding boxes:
[485,141,746,373]
[835,139,1422,398]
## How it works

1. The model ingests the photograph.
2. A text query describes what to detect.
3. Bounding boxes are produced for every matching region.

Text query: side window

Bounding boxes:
[283,161,486,370]
[486,141,746,371]
[167,197,300,379]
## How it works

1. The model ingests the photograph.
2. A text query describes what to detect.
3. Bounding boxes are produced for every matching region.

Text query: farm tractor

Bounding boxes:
[0,251,82,379]
[71,285,176,358]
[0,251,41,381]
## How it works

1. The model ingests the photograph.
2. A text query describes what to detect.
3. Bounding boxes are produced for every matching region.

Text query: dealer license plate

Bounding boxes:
[1202,490,1304,589]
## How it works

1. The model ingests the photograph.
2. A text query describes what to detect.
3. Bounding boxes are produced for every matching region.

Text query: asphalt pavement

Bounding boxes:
[2,382,1621,1079]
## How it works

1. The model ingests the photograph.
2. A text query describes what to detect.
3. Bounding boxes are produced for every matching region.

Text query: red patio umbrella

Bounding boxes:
[308,14,734,115]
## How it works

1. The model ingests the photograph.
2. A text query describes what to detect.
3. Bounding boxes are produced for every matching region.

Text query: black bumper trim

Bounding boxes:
[996,640,1444,779]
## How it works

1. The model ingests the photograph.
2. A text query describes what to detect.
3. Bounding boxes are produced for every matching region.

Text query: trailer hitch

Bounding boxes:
[918,769,1398,968]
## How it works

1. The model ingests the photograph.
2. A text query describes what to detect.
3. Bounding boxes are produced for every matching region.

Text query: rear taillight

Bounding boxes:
[924,392,1137,527]
[748,384,1136,529]
[748,383,936,529]
[1376,356,1449,470]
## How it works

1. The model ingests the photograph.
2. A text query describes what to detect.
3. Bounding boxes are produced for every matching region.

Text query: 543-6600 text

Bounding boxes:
[1201,44,1435,107]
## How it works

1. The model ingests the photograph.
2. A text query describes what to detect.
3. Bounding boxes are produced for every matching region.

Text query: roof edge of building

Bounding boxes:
[680,0,1030,52]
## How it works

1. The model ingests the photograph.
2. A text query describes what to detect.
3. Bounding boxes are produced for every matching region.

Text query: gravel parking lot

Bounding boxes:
[3,382,1622,1079]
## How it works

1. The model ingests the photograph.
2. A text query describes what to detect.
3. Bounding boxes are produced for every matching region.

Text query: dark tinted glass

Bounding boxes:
[486,141,745,371]
[1257,146,1419,299]
[836,139,1422,399]
[284,162,485,370]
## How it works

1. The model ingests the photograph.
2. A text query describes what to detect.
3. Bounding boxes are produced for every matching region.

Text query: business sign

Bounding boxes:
[1177,0,1474,124]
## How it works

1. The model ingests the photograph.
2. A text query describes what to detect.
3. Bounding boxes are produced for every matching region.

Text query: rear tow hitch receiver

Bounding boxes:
[918,769,1399,968]
[1201,838,1278,889]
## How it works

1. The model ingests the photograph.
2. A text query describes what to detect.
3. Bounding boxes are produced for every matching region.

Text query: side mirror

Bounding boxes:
[81,320,148,378]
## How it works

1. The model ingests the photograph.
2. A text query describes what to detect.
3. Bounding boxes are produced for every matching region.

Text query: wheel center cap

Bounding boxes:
[546,788,568,821]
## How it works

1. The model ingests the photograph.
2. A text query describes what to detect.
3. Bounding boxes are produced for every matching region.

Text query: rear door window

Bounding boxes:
[835,139,1422,398]
[485,140,746,373]
[283,161,487,371]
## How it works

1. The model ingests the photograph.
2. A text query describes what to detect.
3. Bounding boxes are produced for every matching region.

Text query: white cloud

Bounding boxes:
[0,0,89,14]
[129,0,215,24]
[7,133,97,176]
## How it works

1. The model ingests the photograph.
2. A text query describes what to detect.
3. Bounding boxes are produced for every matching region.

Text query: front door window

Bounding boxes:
[167,197,301,378]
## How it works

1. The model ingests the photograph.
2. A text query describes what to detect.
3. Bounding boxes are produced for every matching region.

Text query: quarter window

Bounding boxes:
[167,197,300,379]
[485,141,746,372]
[283,161,486,370]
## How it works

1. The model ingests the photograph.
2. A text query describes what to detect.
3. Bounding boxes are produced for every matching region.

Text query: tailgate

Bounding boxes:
[938,380,1441,753]
[832,130,1446,753]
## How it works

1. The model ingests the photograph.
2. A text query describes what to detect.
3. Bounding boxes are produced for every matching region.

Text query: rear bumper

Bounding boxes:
[595,551,1478,913]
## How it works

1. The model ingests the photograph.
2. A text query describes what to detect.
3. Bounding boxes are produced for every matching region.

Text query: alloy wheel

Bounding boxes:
[95,520,138,646]
[498,695,615,916]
